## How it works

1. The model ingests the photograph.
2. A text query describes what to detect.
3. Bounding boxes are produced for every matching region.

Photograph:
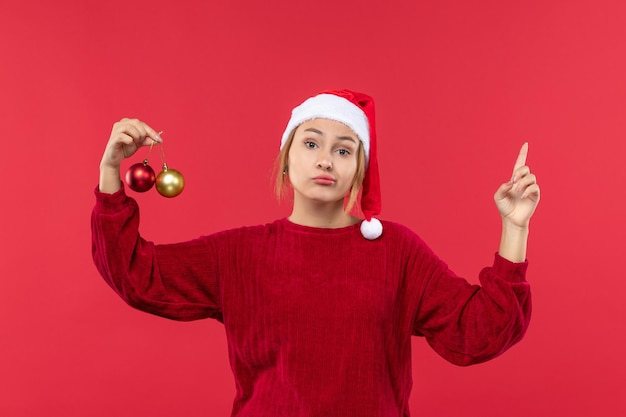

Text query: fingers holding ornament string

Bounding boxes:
[117,119,162,159]
[103,119,162,168]
[116,118,162,145]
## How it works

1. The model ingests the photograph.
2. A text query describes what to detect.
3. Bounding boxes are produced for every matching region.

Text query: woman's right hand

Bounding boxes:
[99,118,162,194]
[100,118,162,169]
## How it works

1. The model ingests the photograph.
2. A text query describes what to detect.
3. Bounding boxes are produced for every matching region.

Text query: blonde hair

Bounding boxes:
[274,130,366,214]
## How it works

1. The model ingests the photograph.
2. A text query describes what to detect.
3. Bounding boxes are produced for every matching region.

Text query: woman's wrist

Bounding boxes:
[99,163,122,194]
[498,220,529,263]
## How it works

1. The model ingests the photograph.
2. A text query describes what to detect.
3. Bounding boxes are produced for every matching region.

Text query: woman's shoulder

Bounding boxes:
[380,219,421,239]
[378,219,436,251]
[201,218,286,241]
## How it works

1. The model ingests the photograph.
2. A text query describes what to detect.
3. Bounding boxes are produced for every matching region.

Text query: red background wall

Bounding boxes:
[1,0,624,416]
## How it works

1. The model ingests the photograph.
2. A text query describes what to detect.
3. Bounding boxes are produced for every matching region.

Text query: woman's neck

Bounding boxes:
[288,198,360,229]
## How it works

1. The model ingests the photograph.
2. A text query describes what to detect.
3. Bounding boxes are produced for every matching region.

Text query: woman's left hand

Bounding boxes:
[494,143,541,228]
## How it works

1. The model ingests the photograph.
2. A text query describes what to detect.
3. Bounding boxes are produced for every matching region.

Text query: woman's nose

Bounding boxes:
[317,158,333,170]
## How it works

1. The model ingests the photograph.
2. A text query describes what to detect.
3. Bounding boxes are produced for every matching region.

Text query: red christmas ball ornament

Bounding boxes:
[125,160,156,192]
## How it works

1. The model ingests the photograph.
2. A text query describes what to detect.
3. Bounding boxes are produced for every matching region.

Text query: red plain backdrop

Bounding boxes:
[1,0,625,416]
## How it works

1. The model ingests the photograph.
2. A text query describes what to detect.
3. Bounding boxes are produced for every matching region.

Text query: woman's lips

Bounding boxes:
[313,175,336,185]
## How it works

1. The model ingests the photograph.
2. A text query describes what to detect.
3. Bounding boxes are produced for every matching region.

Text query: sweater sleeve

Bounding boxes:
[410,237,531,366]
[91,185,222,322]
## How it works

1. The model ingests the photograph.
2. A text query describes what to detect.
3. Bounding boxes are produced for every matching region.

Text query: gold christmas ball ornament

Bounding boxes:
[155,164,185,198]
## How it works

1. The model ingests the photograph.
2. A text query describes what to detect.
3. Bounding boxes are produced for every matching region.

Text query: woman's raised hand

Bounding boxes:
[99,118,162,194]
[494,143,541,229]
[100,118,162,169]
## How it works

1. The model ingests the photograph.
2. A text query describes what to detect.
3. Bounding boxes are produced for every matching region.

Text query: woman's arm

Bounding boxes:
[411,251,531,366]
[91,186,222,321]
[92,119,221,321]
[410,145,539,364]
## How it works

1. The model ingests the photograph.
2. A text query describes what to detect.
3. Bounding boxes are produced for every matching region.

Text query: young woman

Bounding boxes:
[92,90,540,417]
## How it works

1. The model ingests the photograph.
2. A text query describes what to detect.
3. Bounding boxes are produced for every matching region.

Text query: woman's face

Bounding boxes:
[287,118,360,206]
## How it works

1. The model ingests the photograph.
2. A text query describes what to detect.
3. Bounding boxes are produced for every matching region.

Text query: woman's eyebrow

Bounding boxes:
[337,136,357,143]
[304,128,324,135]
[304,128,357,143]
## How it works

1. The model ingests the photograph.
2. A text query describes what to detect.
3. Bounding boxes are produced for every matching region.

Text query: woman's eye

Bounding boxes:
[337,149,351,156]
[304,141,317,149]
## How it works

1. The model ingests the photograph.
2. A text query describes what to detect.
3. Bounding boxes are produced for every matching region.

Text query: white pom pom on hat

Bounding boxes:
[360,217,383,240]
[281,89,383,240]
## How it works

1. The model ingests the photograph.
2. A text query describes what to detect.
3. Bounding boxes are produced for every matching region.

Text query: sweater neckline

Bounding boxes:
[278,217,363,235]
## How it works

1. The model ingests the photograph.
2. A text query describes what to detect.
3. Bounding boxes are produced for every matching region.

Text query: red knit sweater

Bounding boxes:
[91,186,531,417]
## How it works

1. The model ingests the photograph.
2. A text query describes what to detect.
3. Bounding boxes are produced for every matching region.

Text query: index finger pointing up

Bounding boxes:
[513,142,529,173]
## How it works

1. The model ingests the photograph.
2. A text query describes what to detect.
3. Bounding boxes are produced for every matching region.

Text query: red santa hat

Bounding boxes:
[280,89,382,240]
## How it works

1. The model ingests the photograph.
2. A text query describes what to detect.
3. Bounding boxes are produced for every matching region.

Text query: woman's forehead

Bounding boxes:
[296,118,359,139]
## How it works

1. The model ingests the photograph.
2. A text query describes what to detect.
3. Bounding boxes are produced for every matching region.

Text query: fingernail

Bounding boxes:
[512,176,517,183]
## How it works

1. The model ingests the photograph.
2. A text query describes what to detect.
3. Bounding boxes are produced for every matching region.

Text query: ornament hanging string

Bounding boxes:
[143,138,156,164]
[146,131,169,169]
[158,138,168,170]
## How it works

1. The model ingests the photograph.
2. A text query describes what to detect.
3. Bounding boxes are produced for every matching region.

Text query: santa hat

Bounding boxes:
[280,89,382,240]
